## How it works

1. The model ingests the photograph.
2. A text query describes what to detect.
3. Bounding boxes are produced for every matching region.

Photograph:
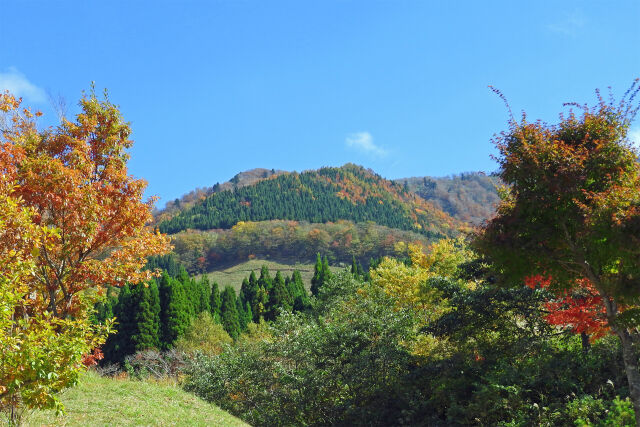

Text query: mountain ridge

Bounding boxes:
[156,164,463,239]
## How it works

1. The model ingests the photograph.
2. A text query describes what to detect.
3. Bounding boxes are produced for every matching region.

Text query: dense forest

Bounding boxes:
[157,164,461,239]
[396,172,501,224]
[169,219,431,273]
[96,254,331,364]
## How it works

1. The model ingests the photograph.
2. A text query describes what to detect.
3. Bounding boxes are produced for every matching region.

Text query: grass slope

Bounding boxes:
[25,371,248,427]
[201,259,343,293]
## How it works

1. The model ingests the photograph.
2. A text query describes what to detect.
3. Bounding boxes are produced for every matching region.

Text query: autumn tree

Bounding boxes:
[0,89,170,420]
[0,88,170,319]
[475,81,640,423]
[0,175,108,424]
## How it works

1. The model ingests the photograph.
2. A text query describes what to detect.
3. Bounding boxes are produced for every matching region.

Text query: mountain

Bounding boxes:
[157,164,462,240]
[395,172,501,225]
[154,168,286,223]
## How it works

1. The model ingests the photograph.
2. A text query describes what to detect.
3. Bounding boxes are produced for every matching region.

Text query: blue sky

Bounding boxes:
[1,1,639,207]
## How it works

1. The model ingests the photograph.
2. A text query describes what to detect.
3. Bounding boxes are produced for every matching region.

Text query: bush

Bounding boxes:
[175,312,233,356]
[183,271,416,426]
[123,349,187,380]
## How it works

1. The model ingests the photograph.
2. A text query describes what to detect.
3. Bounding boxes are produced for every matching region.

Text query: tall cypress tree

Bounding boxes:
[161,275,190,348]
[221,286,241,340]
[311,253,323,296]
[239,277,250,306]
[243,302,253,328]
[266,271,293,321]
[254,286,268,322]
[289,270,310,312]
[210,281,222,322]
[246,271,260,321]
[103,284,136,362]
[236,297,248,332]
[258,265,272,291]
[198,275,211,314]
[322,256,331,284]
[131,281,161,351]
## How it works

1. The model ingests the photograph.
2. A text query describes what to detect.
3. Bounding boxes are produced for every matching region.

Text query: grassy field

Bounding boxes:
[201,259,344,293]
[25,371,248,427]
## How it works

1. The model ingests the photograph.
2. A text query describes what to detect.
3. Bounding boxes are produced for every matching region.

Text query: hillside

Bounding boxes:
[171,219,431,273]
[25,371,248,427]
[200,259,343,293]
[395,172,501,225]
[154,168,287,223]
[158,164,462,239]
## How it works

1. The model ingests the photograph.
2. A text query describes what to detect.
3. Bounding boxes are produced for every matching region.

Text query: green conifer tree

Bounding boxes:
[198,275,211,314]
[210,281,222,322]
[311,253,323,296]
[289,270,311,312]
[239,277,250,305]
[246,271,260,321]
[322,256,331,284]
[103,284,135,362]
[258,265,273,291]
[236,297,248,332]
[243,301,253,330]
[351,255,358,277]
[131,280,161,351]
[160,275,190,348]
[221,286,241,340]
[266,271,293,321]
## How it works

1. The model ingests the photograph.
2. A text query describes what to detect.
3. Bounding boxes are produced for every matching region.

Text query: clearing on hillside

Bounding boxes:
[200,259,344,293]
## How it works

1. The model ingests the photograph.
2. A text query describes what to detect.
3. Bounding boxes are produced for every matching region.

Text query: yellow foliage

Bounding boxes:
[371,237,476,358]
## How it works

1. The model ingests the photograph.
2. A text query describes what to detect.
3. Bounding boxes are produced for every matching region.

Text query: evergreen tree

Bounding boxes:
[266,271,293,321]
[311,253,323,296]
[198,275,211,314]
[351,255,359,278]
[258,265,273,291]
[221,286,241,340]
[210,281,222,322]
[245,271,260,321]
[103,284,135,362]
[289,270,311,312]
[243,302,253,330]
[239,277,250,305]
[254,286,268,322]
[322,256,331,284]
[160,274,190,348]
[131,280,161,351]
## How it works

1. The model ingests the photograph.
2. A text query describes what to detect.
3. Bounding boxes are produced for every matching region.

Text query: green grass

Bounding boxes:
[201,259,343,293]
[25,371,249,427]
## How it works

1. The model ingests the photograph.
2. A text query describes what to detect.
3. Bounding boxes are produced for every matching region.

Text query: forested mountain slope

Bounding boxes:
[154,168,286,223]
[395,172,501,224]
[158,164,462,239]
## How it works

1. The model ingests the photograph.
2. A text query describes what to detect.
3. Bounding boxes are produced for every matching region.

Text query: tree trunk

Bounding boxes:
[616,329,640,427]
[580,332,591,352]
[598,291,640,426]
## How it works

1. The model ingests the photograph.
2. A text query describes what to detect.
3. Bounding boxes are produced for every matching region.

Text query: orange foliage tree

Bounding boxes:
[475,82,640,423]
[1,88,171,318]
[525,275,609,341]
[0,88,170,420]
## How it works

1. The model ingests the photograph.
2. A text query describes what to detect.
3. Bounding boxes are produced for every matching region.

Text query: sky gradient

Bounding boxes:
[1,1,639,207]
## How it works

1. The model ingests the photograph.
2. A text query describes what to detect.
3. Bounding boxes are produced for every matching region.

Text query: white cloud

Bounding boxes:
[0,67,46,104]
[547,10,586,38]
[345,132,388,157]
